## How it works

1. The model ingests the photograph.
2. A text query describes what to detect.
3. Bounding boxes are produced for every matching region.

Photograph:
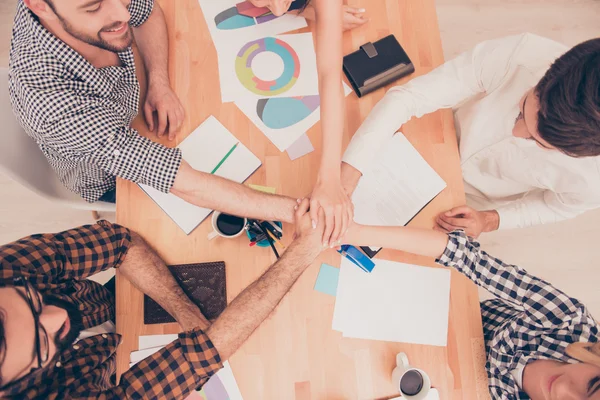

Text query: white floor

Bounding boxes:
[0,0,599,317]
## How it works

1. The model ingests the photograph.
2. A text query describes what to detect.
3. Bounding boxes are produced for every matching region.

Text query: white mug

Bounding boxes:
[207,212,247,240]
[391,353,431,399]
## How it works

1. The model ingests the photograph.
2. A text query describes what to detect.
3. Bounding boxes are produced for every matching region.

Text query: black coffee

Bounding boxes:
[216,214,245,236]
[400,370,424,396]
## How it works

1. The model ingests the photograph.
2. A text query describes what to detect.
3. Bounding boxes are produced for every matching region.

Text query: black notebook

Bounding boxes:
[343,34,415,98]
[144,262,227,325]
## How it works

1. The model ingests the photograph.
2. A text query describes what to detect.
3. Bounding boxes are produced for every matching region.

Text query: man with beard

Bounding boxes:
[0,199,326,398]
[8,0,305,231]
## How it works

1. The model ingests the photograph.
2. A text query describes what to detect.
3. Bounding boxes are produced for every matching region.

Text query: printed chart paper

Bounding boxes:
[198,0,307,45]
[187,362,244,400]
[236,83,352,151]
[217,33,319,102]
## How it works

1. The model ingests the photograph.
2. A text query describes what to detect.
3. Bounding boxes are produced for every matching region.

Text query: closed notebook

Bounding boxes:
[144,262,227,325]
[343,34,414,98]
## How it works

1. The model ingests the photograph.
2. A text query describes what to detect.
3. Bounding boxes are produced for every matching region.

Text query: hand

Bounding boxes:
[309,177,354,248]
[435,206,499,238]
[143,80,185,141]
[291,198,326,261]
[341,6,368,31]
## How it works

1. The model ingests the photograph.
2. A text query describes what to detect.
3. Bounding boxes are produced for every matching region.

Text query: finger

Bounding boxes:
[322,208,334,247]
[309,199,319,230]
[297,197,310,216]
[439,215,470,228]
[445,205,472,217]
[436,217,459,232]
[157,109,168,137]
[168,111,178,141]
[346,6,366,14]
[329,206,343,246]
[144,104,154,132]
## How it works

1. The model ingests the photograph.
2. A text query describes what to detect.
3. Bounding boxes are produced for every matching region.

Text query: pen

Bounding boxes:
[264,220,283,234]
[211,142,239,175]
[261,221,282,239]
[266,230,286,249]
[254,222,279,258]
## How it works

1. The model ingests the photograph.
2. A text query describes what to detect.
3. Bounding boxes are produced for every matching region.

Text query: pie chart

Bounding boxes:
[256,96,320,129]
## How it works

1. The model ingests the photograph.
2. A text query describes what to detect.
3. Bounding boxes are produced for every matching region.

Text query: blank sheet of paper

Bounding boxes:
[332,258,451,346]
[351,133,446,251]
[139,116,261,235]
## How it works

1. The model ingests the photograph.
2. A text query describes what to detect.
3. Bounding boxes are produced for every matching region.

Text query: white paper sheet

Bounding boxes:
[139,116,262,235]
[198,0,307,45]
[286,133,314,160]
[130,346,165,365]
[138,334,179,350]
[351,133,446,252]
[332,258,451,346]
[236,83,352,151]
[217,33,319,103]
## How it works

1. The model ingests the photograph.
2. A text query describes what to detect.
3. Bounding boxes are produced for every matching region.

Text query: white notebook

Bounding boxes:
[351,133,447,253]
[139,116,262,234]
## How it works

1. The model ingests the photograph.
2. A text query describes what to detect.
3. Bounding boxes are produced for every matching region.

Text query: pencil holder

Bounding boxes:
[246,221,283,248]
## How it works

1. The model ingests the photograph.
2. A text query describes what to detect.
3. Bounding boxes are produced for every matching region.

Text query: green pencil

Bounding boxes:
[211,142,239,174]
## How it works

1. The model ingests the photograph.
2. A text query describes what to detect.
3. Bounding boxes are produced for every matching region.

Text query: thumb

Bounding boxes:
[445,205,472,217]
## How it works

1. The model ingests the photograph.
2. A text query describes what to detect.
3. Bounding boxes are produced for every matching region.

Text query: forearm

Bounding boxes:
[345,224,449,258]
[119,232,209,331]
[133,3,170,86]
[496,191,578,230]
[171,161,296,223]
[315,0,344,179]
[207,243,314,360]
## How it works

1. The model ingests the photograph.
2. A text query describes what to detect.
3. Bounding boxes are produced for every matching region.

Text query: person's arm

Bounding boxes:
[341,34,531,193]
[171,160,297,224]
[308,0,353,247]
[71,200,325,400]
[206,198,325,360]
[345,224,592,324]
[132,1,185,140]
[118,232,209,330]
[495,190,593,230]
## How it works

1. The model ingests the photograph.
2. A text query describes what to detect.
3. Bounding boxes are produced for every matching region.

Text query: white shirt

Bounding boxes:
[343,33,600,230]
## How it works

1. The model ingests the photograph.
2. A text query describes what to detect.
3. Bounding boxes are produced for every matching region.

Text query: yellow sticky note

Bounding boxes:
[249,184,276,194]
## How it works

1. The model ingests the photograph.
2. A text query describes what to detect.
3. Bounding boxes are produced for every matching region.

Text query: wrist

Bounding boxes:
[340,162,362,194]
[482,210,500,232]
[148,72,170,89]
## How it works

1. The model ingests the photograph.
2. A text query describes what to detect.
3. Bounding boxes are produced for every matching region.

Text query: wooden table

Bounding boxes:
[116,1,489,399]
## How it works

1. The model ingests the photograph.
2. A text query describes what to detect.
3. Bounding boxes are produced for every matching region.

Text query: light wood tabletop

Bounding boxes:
[115,0,490,399]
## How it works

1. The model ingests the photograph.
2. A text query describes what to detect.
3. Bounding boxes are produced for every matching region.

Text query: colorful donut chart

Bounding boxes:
[235,37,300,96]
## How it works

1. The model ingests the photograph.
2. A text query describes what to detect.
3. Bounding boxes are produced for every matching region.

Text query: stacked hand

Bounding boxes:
[341,6,368,31]
[309,178,354,248]
[291,198,327,261]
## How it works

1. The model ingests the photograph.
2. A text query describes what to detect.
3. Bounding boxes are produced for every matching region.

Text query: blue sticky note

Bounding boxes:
[314,263,340,296]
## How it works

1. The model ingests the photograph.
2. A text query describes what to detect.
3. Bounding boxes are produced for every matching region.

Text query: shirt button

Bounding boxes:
[113,150,121,157]
[102,334,108,339]
[73,344,80,350]
[56,361,62,368]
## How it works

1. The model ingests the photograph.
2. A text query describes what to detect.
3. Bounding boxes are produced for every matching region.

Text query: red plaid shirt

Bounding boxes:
[0,221,222,399]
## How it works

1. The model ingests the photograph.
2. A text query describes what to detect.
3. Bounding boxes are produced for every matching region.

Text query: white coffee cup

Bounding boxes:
[391,353,432,399]
[207,212,247,240]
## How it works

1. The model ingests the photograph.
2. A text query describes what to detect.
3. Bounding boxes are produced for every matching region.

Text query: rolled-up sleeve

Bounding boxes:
[128,0,155,27]
[49,106,182,193]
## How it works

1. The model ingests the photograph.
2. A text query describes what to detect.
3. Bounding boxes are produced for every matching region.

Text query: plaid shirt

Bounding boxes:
[0,222,222,399]
[437,231,599,400]
[8,0,182,202]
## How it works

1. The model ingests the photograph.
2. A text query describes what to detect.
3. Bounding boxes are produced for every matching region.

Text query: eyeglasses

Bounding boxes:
[13,277,49,371]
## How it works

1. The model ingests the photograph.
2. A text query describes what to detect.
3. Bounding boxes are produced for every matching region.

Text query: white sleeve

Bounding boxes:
[497,190,595,230]
[342,34,529,174]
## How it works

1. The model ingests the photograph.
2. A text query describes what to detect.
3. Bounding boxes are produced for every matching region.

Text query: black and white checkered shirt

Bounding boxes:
[437,231,599,400]
[8,0,182,202]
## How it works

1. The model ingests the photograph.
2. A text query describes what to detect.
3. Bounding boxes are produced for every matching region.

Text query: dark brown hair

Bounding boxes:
[535,38,600,157]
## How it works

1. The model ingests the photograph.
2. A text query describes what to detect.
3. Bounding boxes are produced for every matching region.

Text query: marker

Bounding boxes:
[211,142,239,174]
